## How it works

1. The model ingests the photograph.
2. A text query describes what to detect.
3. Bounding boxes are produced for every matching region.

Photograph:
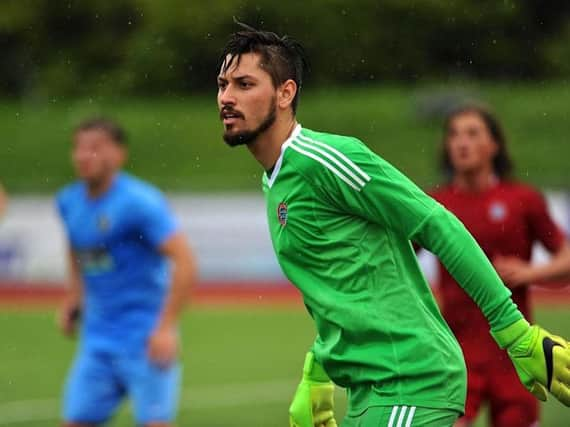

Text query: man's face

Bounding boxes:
[217,52,277,146]
[72,130,125,183]
[446,112,498,175]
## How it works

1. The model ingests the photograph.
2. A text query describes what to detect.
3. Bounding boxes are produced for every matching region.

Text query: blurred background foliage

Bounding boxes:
[2,0,570,193]
[3,0,570,99]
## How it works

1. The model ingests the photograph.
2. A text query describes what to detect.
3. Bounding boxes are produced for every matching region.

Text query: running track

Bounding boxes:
[0,281,569,308]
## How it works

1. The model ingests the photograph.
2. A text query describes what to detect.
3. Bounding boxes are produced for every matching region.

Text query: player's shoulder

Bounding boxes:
[118,173,166,207]
[498,180,544,201]
[428,183,453,200]
[56,181,84,206]
[296,127,369,155]
[286,126,372,182]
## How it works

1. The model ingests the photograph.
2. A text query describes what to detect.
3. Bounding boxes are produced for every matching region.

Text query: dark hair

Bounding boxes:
[219,20,308,113]
[440,104,513,180]
[74,117,127,145]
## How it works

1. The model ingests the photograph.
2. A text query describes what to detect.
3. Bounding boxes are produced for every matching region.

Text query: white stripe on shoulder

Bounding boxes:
[388,406,399,427]
[396,406,408,427]
[266,124,302,188]
[292,138,367,187]
[288,142,362,191]
[404,406,416,427]
[297,133,371,182]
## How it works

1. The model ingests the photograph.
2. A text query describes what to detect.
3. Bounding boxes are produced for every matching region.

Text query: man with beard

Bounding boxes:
[216,24,570,427]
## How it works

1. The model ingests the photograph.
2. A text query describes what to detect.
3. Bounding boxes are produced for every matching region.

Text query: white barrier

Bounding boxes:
[0,192,568,287]
[0,194,283,285]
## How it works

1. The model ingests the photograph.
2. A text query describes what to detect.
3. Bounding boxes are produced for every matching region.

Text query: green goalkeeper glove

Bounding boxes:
[289,352,337,427]
[492,318,570,405]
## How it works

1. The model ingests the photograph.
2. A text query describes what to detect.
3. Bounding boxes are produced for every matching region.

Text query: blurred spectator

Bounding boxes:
[424,104,570,427]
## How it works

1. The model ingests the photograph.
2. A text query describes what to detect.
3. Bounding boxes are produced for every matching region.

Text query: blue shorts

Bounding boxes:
[63,349,181,424]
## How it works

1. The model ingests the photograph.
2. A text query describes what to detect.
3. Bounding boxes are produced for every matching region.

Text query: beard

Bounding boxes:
[222,102,277,147]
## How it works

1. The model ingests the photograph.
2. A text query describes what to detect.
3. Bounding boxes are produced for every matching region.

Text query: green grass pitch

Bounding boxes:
[0,305,569,426]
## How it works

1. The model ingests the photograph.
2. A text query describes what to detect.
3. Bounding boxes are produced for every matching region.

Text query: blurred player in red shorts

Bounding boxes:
[428,104,570,427]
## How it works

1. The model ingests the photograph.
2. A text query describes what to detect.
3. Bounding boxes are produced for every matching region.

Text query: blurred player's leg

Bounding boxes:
[121,352,181,426]
[62,350,124,425]
[488,356,539,427]
[454,363,487,426]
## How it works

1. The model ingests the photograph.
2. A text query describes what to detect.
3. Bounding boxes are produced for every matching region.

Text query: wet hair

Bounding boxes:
[219,20,308,113]
[74,117,127,145]
[440,103,513,180]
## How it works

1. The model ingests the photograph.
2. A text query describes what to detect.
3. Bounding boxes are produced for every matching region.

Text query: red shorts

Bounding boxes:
[461,354,539,427]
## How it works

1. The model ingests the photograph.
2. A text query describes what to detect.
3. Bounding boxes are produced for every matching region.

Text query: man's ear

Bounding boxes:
[278,79,297,110]
[116,145,128,167]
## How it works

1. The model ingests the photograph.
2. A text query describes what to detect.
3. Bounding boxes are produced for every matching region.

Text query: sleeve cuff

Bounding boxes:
[491,318,530,349]
[302,352,331,382]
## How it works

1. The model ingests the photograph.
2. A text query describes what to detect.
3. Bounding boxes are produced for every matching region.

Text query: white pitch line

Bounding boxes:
[0,379,299,425]
[0,399,60,424]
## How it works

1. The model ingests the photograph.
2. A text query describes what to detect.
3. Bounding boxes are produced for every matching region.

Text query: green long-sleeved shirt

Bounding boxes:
[262,125,522,414]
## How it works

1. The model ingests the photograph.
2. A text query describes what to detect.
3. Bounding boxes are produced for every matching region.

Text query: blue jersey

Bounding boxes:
[56,173,179,354]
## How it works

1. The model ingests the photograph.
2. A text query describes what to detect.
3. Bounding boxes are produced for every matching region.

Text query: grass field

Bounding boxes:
[0,305,569,426]
[1,82,570,193]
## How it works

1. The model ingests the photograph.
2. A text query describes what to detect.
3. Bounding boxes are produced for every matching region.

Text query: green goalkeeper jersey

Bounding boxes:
[262,125,523,414]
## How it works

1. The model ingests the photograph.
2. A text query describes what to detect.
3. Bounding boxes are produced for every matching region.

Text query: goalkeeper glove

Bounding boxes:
[492,318,570,405]
[289,352,337,427]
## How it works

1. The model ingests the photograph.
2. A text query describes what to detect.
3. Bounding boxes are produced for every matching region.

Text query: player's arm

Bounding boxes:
[136,191,197,365]
[494,190,570,288]
[323,143,570,406]
[148,232,197,365]
[495,241,570,288]
[57,247,83,337]
[411,197,570,405]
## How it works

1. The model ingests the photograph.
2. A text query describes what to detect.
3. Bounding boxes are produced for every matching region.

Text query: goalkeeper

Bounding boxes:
[216,23,570,426]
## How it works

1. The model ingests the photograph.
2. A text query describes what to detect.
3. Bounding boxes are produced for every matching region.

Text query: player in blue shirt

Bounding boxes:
[56,118,197,427]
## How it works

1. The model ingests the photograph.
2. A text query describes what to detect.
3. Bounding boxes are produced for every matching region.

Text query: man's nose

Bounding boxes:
[219,86,236,106]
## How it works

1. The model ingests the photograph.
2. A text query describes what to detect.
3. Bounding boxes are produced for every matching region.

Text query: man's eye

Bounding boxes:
[240,81,252,88]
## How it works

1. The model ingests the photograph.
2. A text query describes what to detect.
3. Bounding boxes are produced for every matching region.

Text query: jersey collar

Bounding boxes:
[265,123,302,188]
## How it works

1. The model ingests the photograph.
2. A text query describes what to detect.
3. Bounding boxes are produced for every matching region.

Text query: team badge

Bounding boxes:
[489,201,507,222]
[277,202,288,226]
[97,215,110,231]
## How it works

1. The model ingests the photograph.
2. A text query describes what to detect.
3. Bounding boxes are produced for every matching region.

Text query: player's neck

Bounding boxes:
[453,168,498,193]
[248,116,297,171]
[86,173,117,199]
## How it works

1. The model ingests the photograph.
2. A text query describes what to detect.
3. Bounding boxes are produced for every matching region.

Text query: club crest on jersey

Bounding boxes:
[277,202,288,226]
[97,215,111,231]
[489,201,508,222]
